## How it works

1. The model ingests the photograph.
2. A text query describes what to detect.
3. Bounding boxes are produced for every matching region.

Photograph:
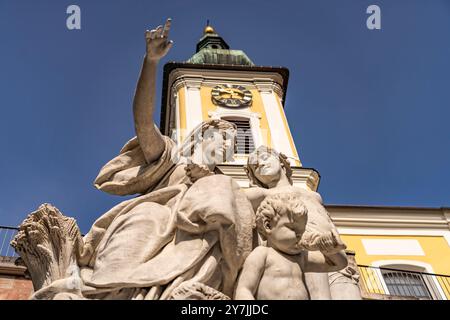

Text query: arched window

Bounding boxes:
[223,117,255,154]
[378,264,443,300]
[381,267,431,299]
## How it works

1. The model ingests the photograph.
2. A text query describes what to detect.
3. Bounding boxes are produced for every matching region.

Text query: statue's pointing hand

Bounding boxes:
[146,18,173,61]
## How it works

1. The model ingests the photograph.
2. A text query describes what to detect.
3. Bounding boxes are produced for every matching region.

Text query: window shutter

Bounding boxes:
[226,118,255,154]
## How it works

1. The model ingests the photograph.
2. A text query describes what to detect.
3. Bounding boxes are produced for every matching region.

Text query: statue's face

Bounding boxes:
[198,128,236,166]
[267,213,306,255]
[253,151,282,186]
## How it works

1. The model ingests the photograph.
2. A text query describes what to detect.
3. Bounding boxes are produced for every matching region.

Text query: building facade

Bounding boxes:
[330,205,450,299]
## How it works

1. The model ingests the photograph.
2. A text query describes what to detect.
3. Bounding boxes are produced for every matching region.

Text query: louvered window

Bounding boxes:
[381,270,432,299]
[225,118,255,154]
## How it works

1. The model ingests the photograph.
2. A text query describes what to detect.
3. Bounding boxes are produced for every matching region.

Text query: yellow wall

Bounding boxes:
[341,234,450,275]
[200,86,216,121]
[342,234,450,298]
[177,86,186,141]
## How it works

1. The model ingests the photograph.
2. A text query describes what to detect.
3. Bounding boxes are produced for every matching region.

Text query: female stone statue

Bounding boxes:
[76,18,254,300]
[13,19,254,300]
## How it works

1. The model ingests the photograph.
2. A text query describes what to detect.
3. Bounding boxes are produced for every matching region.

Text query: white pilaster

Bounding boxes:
[255,81,295,164]
[174,91,181,145]
[184,77,204,137]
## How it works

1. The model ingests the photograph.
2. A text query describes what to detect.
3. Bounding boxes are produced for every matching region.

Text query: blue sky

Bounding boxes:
[1,0,449,232]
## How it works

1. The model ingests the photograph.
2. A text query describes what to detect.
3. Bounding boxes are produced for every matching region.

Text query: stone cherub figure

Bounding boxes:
[12,18,255,300]
[244,145,341,241]
[235,193,347,299]
[242,145,348,299]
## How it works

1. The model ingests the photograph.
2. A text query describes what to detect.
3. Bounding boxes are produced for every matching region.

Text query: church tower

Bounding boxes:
[160,23,319,190]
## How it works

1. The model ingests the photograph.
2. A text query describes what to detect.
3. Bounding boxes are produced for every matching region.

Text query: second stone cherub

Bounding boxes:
[235,193,347,300]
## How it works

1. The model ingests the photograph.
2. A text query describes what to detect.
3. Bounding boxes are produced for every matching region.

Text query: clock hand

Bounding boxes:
[218,88,234,95]
[231,90,244,99]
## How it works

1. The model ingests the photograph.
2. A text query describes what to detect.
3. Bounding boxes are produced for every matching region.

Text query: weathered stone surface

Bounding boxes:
[235,193,347,300]
[235,146,349,300]
[170,282,230,300]
[329,251,362,300]
[11,203,83,299]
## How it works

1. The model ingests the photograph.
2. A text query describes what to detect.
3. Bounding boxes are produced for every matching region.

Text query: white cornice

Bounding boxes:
[0,257,27,276]
[443,208,450,229]
[253,80,284,98]
[292,167,320,191]
[184,77,203,90]
[216,164,320,191]
[167,68,285,99]
[326,205,450,231]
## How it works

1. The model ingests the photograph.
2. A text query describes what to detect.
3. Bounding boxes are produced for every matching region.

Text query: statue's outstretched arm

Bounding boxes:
[302,230,348,272]
[133,18,173,164]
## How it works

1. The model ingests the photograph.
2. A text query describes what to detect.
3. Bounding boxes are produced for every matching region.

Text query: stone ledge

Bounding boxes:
[0,256,27,276]
[361,291,420,300]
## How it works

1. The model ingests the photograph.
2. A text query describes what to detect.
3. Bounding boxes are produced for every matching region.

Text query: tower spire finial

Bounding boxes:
[204,20,215,34]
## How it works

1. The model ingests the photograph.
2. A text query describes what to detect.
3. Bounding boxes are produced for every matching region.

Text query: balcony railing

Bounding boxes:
[0,226,18,257]
[358,265,450,300]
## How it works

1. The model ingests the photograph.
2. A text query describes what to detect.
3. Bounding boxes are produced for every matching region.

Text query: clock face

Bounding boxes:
[211,84,252,108]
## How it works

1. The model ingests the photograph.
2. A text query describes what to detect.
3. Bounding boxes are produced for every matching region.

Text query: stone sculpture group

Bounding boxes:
[11,18,361,300]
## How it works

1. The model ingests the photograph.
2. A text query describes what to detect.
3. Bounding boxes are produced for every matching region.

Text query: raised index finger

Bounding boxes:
[162,18,172,38]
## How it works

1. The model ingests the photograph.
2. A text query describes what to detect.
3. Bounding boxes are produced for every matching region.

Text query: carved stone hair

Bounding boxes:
[177,119,237,158]
[255,193,307,238]
[244,145,293,188]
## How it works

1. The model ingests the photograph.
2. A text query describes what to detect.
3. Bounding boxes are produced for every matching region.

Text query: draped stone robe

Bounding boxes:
[76,136,254,299]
